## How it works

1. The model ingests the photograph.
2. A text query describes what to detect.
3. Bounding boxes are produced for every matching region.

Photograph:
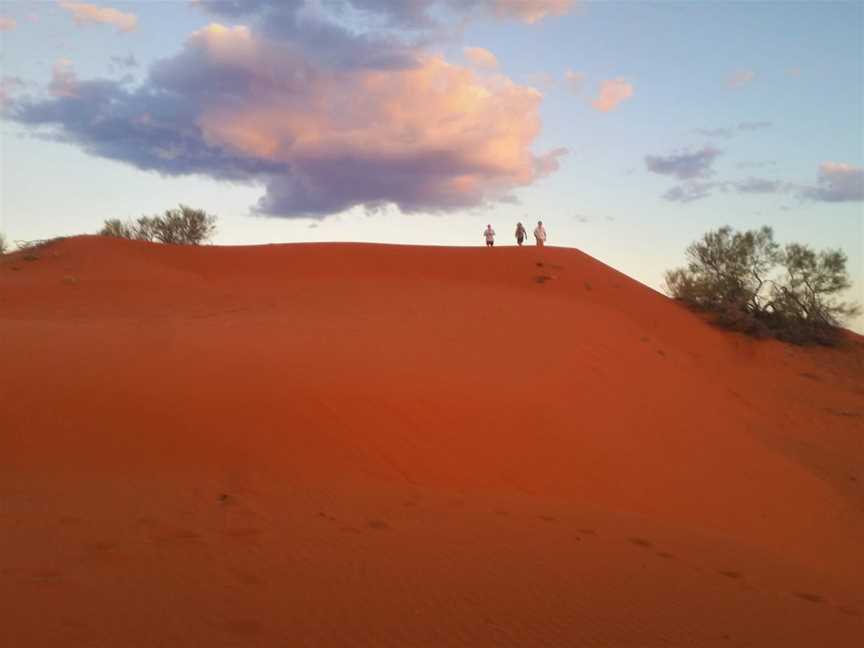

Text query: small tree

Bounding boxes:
[666,226,859,345]
[664,226,780,316]
[771,244,860,328]
[99,219,135,239]
[99,205,217,245]
[0,232,7,255]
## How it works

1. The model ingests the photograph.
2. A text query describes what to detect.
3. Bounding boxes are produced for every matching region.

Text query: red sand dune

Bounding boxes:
[2,236,863,647]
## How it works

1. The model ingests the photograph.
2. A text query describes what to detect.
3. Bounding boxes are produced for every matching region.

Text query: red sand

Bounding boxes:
[1,236,862,646]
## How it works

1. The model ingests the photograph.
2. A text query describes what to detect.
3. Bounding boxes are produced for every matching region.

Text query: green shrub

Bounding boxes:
[100,205,217,245]
[666,226,859,345]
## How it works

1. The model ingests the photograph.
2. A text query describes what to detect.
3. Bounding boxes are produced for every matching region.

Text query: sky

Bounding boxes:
[1,1,862,329]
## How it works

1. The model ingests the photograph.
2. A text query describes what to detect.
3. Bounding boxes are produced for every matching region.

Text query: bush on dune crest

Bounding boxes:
[100,205,216,246]
[666,226,860,345]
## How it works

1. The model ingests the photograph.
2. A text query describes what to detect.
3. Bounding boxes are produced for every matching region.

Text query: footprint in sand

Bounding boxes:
[368,519,390,530]
[576,528,596,535]
[628,537,654,548]
[794,592,824,604]
[837,605,861,617]
[655,552,675,560]
[718,570,742,579]
[538,515,558,522]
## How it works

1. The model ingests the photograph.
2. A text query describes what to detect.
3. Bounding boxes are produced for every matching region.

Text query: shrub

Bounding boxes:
[0,232,7,255]
[99,205,217,245]
[666,226,860,345]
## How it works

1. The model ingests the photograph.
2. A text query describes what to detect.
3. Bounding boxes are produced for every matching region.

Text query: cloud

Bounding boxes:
[645,146,721,180]
[737,120,771,131]
[563,69,584,94]
[727,69,755,88]
[58,1,138,33]
[662,181,716,203]
[489,0,577,23]
[0,16,16,31]
[464,46,498,69]
[0,76,26,107]
[696,121,772,139]
[659,164,864,204]
[661,176,792,203]
[10,22,565,218]
[49,59,78,97]
[194,0,576,28]
[730,177,786,194]
[534,147,569,175]
[801,162,864,202]
[591,78,633,112]
[110,54,138,70]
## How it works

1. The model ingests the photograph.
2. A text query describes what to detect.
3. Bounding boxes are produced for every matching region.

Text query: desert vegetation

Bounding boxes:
[0,232,7,255]
[666,226,860,345]
[100,205,216,245]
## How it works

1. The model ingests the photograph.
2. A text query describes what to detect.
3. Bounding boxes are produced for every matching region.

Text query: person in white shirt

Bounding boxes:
[483,224,496,247]
[534,221,547,247]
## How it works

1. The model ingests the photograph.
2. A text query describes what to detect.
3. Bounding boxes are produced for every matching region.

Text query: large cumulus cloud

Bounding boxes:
[7,4,569,218]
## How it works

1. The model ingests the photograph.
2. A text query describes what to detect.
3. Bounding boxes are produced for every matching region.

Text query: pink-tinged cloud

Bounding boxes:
[802,162,864,202]
[49,59,77,97]
[58,1,137,33]
[11,22,566,217]
[464,46,499,69]
[490,0,576,23]
[185,24,560,214]
[564,69,584,94]
[591,78,633,112]
[0,16,16,31]
[0,76,25,107]
[727,69,755,88]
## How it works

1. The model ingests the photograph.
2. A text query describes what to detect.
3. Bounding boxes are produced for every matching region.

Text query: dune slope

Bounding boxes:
[2,236,863,647]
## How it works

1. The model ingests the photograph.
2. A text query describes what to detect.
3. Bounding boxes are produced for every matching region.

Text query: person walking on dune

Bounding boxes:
[484,224,496,247]
[534,221,547,247]
[515,222,527,246]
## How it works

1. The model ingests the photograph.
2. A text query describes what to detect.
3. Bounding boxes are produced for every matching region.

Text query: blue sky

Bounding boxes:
[1,1,862,329]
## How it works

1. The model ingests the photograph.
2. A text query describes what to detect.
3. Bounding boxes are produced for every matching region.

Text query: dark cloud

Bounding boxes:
[645,146,721,180]
[10,72,286,181]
